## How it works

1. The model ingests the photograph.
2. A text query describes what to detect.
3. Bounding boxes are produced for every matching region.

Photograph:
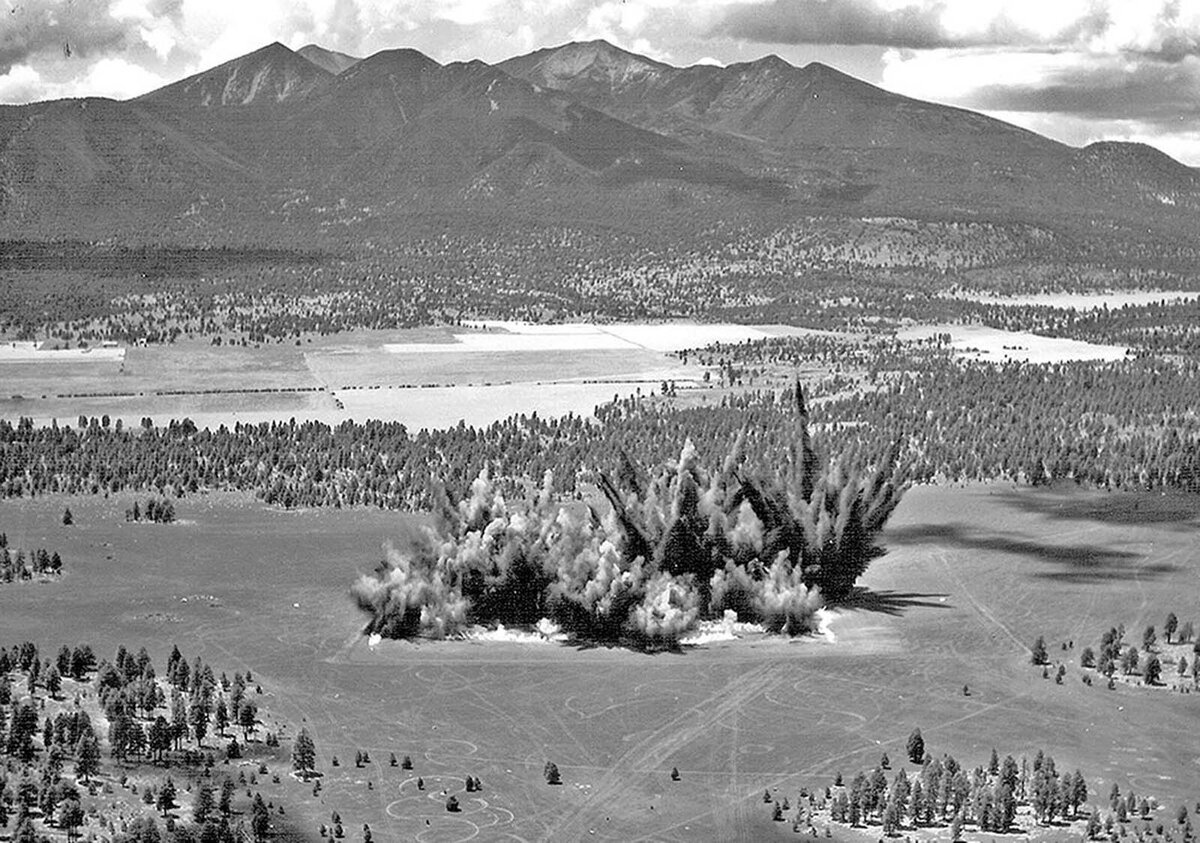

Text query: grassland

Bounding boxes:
[0,324,774,430]
[1,483,1196,841]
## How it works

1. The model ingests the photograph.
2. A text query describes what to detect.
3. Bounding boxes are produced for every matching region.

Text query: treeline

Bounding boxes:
[825,748,1088,835]
[977,298,1200,358]
[772,735,1192,843]
[125,498,177,524]
[3,350,1200,510]
[0,533,63,583]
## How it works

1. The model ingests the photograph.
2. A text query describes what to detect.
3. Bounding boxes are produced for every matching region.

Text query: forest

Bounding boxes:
[2,339,1200,513]
[4,213,1200,346]
[0,640,299,843]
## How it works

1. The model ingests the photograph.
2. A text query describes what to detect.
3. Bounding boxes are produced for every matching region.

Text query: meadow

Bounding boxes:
[2,483,1196,841]
[0,323,773,430]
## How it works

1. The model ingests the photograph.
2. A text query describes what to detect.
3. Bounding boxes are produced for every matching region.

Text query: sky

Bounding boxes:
[2,0,1200,163]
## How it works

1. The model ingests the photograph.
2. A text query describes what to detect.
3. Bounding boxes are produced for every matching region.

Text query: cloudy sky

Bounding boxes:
[3,0,1200,163]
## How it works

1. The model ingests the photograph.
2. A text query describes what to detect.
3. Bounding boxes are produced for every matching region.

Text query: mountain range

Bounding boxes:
[1,39,1197,248]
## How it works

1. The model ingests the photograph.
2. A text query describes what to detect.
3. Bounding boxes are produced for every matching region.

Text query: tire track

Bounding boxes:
[541,662,780,841]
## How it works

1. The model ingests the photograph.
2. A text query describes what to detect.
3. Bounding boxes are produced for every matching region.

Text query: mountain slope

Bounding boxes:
[2,40,1199,247]
[137,42,333,109]
[0,97,261,239]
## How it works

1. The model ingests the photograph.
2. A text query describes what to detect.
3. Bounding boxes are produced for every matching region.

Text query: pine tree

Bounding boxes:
[1031,636,1048,665]
[292,728,317,778]
[906,728,924,764]
[251,793,270,841]
[157,777,177,815]
[75,733,101,782]
[193,784,216,823]
[1144,654,1162,685]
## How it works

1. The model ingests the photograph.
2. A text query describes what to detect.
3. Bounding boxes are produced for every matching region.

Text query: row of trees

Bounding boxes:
[7,346,1200,513]
[0,544,63,584]
[821,745,1089,836]
[125,498,178,524]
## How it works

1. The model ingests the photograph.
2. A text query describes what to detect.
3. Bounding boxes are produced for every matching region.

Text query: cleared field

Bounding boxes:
[0,324,747,430]
[898,324,1129,363]
[949,290,1200,310]
[1,484,1197,841]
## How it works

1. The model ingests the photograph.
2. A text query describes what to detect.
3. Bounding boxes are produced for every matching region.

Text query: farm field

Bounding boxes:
[1,483,1197,841]
[0,323,782,430]
[897,324,1129,363]
[948,290,1200,310]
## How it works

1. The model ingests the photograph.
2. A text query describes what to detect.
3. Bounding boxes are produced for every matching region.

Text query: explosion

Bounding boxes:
[353,381,907,647]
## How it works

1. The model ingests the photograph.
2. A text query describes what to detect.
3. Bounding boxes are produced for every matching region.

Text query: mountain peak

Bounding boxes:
[343,47,440,81]
[297,44,361,76]
[137,42,331,107]
[498,39,667,94]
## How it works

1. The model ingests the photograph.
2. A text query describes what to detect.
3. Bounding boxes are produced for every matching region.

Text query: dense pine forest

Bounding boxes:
[2,343,1200,511]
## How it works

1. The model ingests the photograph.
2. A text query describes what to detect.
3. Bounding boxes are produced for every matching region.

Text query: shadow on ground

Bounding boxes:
[838,586,951,616]
[887,522,1182,584]
[995,488,1200,528]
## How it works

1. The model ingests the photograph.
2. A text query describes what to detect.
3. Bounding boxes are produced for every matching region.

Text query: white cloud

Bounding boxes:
[0,64,44,103]
[78,55,166,99]
[880,47,1076,101]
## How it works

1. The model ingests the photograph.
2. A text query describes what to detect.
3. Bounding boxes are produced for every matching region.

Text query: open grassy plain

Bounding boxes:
[1,483,1196,841]
[0,323,778,430]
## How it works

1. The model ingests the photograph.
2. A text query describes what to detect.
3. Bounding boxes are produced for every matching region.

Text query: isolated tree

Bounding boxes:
[1080,646,1096,668]
[905,729,924,765]
[75,734,101,782]
[670,766,680,781]
[157,777,177,815]
[62,507,73,526]
[544,762,561,785]
[446,795,460,813]
[292,728,317,778]
[1178,655,1189,677]
[401,754,413,770]
[251,793,270,841]
[1143,625,1157,651]
[1087,810,1102,840]
[1031,636,1048,665]
[237,699,257,740]
[1165,613,1178,643]
[1144,654,1162,685]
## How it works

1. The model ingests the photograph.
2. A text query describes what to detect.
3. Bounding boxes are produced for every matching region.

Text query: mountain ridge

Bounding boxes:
[0,39,1196,246]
